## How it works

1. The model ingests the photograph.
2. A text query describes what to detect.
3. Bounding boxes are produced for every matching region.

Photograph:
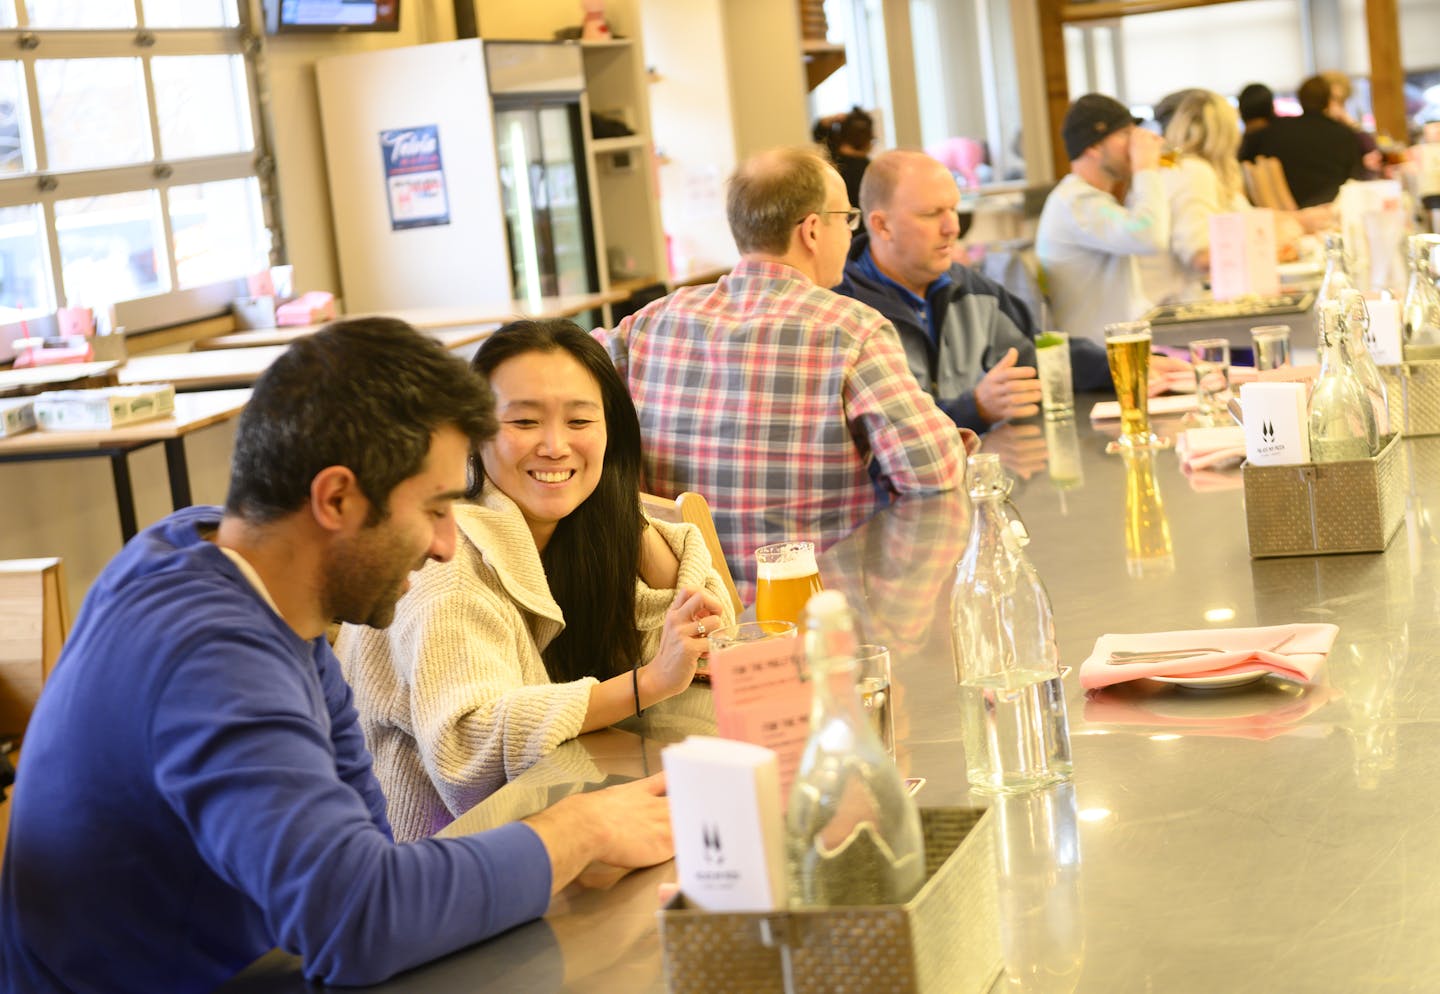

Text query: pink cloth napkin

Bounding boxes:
[1176,426,1246,471]
[1078,623,1339,690]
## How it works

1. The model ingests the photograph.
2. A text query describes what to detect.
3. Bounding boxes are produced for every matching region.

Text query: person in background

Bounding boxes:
[336,319,732,843]
[1143,90,1335,305]
[1237,82,1276,160]
[1241,75,1361,207]
[1035,93,1171,342]
[1319,69,1383,178]
[603,146,970,601]
[0,319,676,993]
[1153,87,1204,135]
[1141,90,1254,303]
[835,149,1113,433]
[815,105,877,211]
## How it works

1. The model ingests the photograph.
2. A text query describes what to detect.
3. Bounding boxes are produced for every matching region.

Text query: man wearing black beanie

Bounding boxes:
[1036,93,1171,343]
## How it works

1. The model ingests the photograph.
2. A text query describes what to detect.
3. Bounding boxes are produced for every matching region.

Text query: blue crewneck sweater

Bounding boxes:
[0,506,551,993]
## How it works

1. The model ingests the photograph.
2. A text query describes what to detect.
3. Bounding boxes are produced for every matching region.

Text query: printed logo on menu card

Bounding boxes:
[702,823,724,865]
[1262,420,1276,443]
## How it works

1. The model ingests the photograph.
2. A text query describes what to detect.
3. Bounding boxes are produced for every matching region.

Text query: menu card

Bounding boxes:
[662,736,787,912]
[1239,381,1310,466]
[1365,297,1403,366]
[1209,209,1280,301]
[707,636,811,804]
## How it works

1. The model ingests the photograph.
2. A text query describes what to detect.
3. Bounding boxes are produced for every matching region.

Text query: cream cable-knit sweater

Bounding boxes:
[335,486,733,843]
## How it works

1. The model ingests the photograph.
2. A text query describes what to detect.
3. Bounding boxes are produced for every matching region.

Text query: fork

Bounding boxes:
[1105,633,1298,666]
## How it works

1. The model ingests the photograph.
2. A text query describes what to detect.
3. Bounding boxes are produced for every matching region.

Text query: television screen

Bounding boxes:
[268,0,400,33]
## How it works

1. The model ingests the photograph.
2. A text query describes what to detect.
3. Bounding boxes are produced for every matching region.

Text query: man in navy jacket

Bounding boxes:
[836,150,1115,434]
[835,150,1125,434]
[0,319,674,993]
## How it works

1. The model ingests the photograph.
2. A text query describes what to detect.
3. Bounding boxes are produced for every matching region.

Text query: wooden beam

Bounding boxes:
[1060,0,1249,23]
[1364,0,1406,140]
[1037,0,1071,181]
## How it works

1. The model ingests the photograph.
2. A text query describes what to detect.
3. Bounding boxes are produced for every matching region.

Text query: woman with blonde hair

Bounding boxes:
[1141,89,1251,303]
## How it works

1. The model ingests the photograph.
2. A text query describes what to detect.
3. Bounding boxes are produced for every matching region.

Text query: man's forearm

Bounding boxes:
[523,794,615,894]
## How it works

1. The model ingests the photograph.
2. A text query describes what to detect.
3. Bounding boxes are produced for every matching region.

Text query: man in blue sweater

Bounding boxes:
[835,150,1114,433]
[0,319,674,993]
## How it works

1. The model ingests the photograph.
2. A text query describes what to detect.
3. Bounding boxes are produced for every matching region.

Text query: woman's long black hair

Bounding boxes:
[469,319,645,684]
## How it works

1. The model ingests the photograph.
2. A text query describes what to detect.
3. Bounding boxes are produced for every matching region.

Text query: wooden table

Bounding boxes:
[223,403,1440,992]
[200,293,629,352]
[0,361,119,398]
[0,389,250,541]
[197,323,499,353]
[116,347,287,391]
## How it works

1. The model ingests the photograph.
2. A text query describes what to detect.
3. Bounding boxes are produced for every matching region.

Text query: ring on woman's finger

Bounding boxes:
[694,620,707,638]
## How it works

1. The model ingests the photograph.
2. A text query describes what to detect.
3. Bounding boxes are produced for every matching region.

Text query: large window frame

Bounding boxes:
[0,2,277,360]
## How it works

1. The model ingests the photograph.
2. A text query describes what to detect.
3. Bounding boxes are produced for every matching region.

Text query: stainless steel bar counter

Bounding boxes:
[223,402,1440,993]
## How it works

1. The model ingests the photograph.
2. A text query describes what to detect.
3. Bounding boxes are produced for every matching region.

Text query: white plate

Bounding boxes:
[1152,671,1267,690]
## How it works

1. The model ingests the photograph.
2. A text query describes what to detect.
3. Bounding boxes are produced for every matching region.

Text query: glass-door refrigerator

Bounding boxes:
[486,43,598,303]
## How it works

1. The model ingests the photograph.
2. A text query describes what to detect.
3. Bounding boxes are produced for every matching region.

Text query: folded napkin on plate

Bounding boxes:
[1078,623,1339,690]
[1177,426,1246,471]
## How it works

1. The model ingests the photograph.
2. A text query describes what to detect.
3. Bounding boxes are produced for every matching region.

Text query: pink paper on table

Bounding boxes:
[1078,623,1339,690]
[707,636,811,803]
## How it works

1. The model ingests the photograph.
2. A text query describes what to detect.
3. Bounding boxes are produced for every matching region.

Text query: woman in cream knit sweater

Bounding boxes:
[336,320,733,842]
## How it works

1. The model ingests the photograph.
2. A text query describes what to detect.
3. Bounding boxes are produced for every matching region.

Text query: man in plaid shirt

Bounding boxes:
[604,147,972,602]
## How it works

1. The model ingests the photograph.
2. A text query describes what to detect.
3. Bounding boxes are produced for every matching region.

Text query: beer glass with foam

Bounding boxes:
[1104,320,1154,449]
[755,542,823,627]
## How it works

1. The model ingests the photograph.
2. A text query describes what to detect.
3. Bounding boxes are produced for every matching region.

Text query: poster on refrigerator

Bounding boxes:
[380,125,450,230]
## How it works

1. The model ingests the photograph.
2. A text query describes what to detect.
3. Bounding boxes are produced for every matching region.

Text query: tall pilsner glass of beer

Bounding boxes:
[1104,321,1153,449]
[754,542,824,627]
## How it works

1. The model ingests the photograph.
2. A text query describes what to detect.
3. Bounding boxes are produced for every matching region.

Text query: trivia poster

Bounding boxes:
[379,125,450,230]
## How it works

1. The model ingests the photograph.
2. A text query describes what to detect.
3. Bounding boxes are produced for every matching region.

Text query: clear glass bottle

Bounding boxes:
[786,590,925,908]
[1337,289,1391,438]
[1308,300,1379,462]
[1317,233,1356,313]
[950,453,1072,793]
[1402,234,1440,346]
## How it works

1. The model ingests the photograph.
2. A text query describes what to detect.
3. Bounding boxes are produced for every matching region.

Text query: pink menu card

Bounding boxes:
[707,636,812,805]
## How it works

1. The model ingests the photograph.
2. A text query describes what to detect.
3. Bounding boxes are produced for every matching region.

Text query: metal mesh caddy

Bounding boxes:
[657,807,1000,994]
[1243,433,1406,557]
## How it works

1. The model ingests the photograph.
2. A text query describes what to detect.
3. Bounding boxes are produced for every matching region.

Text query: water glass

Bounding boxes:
[1103,320,1153,449]
[1034,331,1074,419]
[706,621,799,680]
[1188,338,1232,425]
[1251,325,1292,371]
[853,644,893,758]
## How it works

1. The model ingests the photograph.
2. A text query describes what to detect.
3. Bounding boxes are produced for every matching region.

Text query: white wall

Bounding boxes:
[1118,1,1307,107]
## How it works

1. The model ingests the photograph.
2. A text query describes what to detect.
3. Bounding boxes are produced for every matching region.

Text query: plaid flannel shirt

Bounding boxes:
[605,259,967,602]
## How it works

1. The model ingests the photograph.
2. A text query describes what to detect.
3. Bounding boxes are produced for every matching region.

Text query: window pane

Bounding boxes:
[56,191,169,306]
[169,178,269,288]
[141,0,237,27]
[0,204,55,316]
[152,55,252,158]
[0,62,31,175]
[25,0,135,28]
[37,59,152,171]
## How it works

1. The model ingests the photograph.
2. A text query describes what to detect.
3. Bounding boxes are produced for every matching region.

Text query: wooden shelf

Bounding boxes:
[591,135,648,155]
[608,274,660,296]
[802,41,846,91]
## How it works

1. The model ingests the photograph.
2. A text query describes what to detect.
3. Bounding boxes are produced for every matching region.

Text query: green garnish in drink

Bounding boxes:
[1035,332,1066,350]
